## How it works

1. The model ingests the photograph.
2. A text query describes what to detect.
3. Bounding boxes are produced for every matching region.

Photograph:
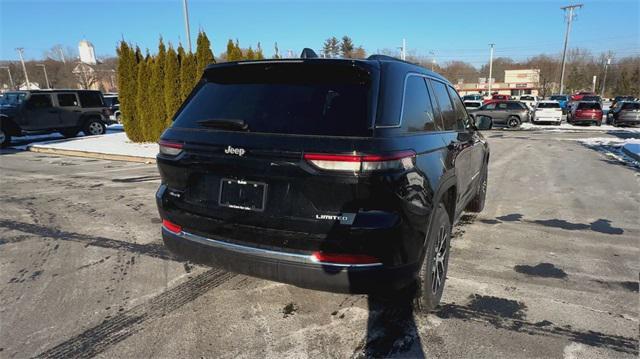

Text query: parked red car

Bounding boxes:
[483,94,511,104]
[570,91,596,102]
[568,101,603,126]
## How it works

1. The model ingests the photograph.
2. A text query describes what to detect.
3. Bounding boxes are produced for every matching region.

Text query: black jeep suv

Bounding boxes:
[156,54,490,310]
[0,90,111,147]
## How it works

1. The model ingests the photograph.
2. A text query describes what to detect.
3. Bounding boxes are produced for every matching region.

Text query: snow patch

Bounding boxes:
[27,131,158,159]
[521,122,640,133]
[577,137,640,168]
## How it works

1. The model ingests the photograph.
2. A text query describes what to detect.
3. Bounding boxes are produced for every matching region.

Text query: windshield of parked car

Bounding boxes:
[172,63,372,137]
[464,101,481,108]
[621,102,640,110]
[577,102,601,110]
[582,96,600,102]
[537,102,560,108]
[520,96,535,101]
[550,95,567,101]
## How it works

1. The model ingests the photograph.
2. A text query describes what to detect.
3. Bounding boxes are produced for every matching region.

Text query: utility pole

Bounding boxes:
[600,57,611,97]
[37,64,50,89]
[591,75,596,93]
[559,4,583,95]
[0,66,14,89]
[402,39,406,61]
[15,48,30,89]
[182,0,192,53]
[487,43,495,96]
[429,51,436,71]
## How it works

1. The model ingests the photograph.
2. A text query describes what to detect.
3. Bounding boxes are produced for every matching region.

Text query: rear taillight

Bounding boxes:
[303,150,415,173]
[162,219,182,234]
[158,140,183,156]
[311,252,381,265]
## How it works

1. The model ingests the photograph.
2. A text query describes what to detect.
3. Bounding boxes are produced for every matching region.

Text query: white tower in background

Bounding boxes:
[78,40,97,65]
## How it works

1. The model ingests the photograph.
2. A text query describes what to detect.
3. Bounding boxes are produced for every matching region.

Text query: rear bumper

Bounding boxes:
[162,227,419,294]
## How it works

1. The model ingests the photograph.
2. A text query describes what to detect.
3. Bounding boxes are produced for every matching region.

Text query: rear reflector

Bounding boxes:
[304,150,415,172]
[159,140,183,156]
[162,219,182,234]
[311,252,381,265]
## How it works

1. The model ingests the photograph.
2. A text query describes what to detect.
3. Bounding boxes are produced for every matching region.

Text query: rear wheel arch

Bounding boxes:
[1,115,21,135]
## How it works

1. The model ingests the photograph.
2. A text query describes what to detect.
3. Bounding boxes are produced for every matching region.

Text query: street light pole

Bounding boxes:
[559,4,583,95]
[37,64,50,89]
[487,43,495,96]
[182,0,192,53]
[0,66,14,89]
[600,57,611,97]
[16,48,30,89]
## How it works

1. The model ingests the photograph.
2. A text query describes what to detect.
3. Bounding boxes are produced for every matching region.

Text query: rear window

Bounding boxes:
[520,96,534,101]
[621,103,640,110]
[172,63,372,137]
[577,102,601,110]
[78,92,104,107]
[582,96,600,102]
[537,102,560,109]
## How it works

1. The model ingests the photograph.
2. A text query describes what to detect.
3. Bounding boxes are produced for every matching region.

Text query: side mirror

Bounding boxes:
[475,115,493,130]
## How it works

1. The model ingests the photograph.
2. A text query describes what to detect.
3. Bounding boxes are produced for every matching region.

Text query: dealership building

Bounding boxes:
[454,69,541,97]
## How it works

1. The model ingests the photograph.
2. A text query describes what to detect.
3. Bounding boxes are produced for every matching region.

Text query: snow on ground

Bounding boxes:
[521,122,640,133]
[27,131,158,159]
[9,124,124,150]
[576,136,640,168]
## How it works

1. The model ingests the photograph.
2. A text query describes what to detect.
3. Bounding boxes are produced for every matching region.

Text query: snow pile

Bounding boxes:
[577,137,640,168]
[521,122,640,133]
[28,131,158,159]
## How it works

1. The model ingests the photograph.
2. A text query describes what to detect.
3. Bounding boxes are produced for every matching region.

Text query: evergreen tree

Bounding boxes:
[196,31,215,74]
[147,38,167,141]
[134,53,150,143]
[246,46,255,60]
[180,50,196,100]
[273,42,280,59]
[340,36,354,58]
[255,42,264,60]
[226,39,237,61]
[164,44,181,127]
[233,39,243,60]
[322,37,340,58]
[116,41,138,139]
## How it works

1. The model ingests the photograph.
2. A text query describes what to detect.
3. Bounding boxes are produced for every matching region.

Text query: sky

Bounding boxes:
[1,0,639,66]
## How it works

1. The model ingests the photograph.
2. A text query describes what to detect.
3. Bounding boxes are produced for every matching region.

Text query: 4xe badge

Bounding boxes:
[224,146,245,156]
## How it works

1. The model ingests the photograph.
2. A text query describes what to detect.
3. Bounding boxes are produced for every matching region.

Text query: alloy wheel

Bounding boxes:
[431,226,448,294]
[88,122,104,135]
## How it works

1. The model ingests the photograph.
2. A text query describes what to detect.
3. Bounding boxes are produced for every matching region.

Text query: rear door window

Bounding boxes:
[173,63,372,137]
[506,102,523,110]
[401,76,439,132]
[430,80,457,130]
[57,93,79,107]
[497,103,509,110]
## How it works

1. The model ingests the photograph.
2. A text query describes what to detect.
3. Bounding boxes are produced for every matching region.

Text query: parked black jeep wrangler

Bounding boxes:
[0,90,112,147]
[157,53,491,311]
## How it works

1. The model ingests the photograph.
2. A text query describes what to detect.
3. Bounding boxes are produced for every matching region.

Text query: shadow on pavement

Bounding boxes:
[436,294,637,355]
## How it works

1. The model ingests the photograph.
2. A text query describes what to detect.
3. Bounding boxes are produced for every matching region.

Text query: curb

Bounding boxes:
[28,145,156,164]
[621,144,640,162]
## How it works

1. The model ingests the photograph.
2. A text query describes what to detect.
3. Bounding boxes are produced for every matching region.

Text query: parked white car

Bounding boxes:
[519,95,539,110]
[463,100,483,111]
[532,100,563,125]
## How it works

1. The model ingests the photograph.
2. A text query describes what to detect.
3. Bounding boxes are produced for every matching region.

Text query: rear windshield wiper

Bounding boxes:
[196,118,249,131]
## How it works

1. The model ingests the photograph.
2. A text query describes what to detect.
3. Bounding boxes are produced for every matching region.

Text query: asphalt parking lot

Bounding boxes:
[0,130,638,358]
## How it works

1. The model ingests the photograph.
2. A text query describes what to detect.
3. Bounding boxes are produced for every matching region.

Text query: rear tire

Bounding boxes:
[83,118,106,136]
[467,165,487,213]
[414,203,452,312]
[0,129,11,148]
[507,116,520,128]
